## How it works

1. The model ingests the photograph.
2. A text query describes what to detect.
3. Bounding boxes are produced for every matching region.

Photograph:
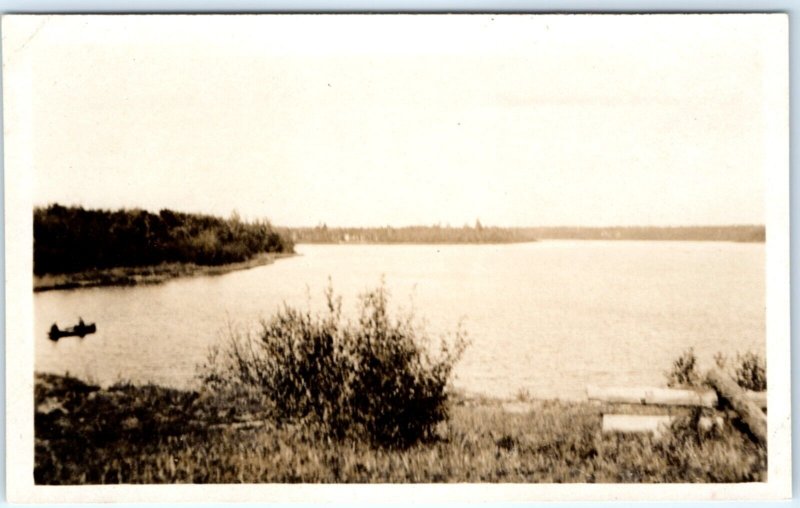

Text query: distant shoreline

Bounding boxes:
[293,237,765,245]
[33,252,294,293]
[285,225,766,244]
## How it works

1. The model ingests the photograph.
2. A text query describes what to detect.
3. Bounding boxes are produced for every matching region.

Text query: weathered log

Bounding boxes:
[587,385,714,407]
[587,386,649,405]
[647,387,719,407]
[602,414,674,437]
[602,414,724,437]
[586,385,766,410]
[705,368,767,445]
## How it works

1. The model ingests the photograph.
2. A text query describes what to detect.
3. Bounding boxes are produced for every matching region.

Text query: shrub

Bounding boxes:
[200,282,468,448]
[665,348,702,388]
[665,348,766,392]
[733,352,766,391]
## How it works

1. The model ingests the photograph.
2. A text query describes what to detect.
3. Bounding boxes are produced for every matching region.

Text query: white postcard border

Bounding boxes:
[2,13,791,503]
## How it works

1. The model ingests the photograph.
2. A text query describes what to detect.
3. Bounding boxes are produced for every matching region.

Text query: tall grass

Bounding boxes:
[199,282,468,448]
[35,375,766,484]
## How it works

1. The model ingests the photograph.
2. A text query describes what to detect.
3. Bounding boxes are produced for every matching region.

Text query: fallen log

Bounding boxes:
[587,385,715,407]
[601,414,724,437]
[586,385,766,410]
[746,390,768,410]
[601,414,674,437]
[705,367,767,445]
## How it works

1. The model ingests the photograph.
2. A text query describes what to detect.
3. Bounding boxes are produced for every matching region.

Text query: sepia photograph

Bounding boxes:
[3,13,791,502]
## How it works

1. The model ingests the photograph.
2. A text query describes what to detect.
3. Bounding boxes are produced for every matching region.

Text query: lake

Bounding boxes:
[34,241,765,400]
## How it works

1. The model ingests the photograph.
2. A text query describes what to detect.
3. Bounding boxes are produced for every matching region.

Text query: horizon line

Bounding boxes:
[283,223,766,229]
[33,202,765,230]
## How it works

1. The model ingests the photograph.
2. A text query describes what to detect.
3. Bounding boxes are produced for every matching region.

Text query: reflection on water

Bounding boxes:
[35,241,765,399]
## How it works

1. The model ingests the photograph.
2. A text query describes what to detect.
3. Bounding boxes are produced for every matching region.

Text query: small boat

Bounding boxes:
[49,319,96,341]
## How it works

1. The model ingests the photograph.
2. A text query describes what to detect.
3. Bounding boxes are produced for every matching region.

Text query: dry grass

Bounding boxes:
[34,373,766,484]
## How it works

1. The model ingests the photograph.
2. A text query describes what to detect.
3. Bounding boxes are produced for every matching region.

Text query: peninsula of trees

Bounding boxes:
[34,204,294,276]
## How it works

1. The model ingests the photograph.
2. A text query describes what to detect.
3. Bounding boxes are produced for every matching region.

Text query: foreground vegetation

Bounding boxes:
[200,284,468,448]
[666,347,766,392]
[34,373,766,484]
[34,286,767,484]
[34,204,294,276]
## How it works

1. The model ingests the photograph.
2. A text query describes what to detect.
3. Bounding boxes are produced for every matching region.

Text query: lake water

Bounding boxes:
[34,241,765,400]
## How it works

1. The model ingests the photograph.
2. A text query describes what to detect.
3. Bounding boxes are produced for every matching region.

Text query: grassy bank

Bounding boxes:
[33,252,294,292]
[35,373,766,484]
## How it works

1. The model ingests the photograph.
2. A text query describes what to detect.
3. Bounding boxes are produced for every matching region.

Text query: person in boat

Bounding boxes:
[78,317,85,328]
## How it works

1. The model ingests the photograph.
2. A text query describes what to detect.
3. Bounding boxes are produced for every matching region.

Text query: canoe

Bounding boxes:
[49,322,96,341]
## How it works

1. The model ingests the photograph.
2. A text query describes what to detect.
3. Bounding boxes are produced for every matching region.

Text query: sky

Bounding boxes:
[8,14,785,227]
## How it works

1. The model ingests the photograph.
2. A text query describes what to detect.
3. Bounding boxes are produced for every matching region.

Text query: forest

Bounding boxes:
[34,204,294,275]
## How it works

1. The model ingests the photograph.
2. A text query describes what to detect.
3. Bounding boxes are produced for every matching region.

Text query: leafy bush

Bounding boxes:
[200,283,468,448]
[733,352,766,391]
[665,348,702,388]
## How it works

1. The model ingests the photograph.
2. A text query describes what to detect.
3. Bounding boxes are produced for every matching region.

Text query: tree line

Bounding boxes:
[284,224,765,244]
[282,222,538,244]
[34,204,294,275]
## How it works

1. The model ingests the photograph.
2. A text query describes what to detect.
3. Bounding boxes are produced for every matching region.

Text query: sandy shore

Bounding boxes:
[33,252,295,292]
